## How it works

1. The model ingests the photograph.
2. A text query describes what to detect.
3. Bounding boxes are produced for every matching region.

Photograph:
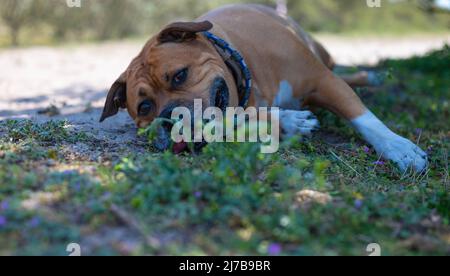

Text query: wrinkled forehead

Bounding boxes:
[126,58,151,90]
[148,40,210,70]
[126,38,214,87]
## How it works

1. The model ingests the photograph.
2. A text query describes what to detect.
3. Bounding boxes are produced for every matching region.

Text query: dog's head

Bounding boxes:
[100,21,238,131]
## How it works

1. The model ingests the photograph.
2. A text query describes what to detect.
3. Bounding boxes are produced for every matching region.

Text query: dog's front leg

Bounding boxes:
[259,81,320,140]
[232,108,319,139]
[278,109,320,140]
[229,107,318,154]
[307,72,428,172]
[351,110,428,172]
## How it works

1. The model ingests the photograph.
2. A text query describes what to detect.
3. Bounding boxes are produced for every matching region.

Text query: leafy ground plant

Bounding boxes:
[0,47,448,256]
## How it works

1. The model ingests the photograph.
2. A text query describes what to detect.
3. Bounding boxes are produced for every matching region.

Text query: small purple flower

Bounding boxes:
[354,199,364,210]
[63,170,74,176]
[194,191,202,199]
[415,128,423,135]
[268,243,282,255]
[28,217,40,228]
[363,146,370,154]
[0,200,9,211]
[427,146,433,154]
[73,182,81,192]
[0,215,7,227]
[373,161,385,166]
[101,192,112,200]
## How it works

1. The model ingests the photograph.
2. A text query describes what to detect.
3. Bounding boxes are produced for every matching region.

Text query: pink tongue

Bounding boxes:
[173,141,188,154]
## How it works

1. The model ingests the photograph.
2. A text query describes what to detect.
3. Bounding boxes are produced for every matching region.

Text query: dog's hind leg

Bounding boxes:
[337,70,386,87]
[339,71,371,87]
[310,43,384,87]
[311,40,385,88]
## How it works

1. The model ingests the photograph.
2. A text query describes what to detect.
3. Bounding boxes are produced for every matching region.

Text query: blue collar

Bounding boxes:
[203,31,252,108]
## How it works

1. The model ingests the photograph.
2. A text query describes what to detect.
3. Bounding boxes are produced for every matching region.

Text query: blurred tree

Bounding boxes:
[47,0,92,41]
[91,0,146,40]
[0,0,448,46]
[0,0,37,45]
[419,0,450,12]
[276,0,288,16]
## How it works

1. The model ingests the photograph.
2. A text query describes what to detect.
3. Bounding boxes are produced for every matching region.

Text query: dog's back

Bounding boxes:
[198,4,330,103]
[199,4,334,68]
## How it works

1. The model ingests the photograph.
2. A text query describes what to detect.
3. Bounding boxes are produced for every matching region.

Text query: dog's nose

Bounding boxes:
[152,105,177,152]
[158,106,175,120]
[158,106,177,132]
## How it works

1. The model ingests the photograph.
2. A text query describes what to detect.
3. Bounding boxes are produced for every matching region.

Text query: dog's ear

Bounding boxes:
[158,21,213,43]
[100,72,127,122]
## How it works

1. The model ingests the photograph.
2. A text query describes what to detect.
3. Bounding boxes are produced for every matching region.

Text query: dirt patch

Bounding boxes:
[0,42,148,160]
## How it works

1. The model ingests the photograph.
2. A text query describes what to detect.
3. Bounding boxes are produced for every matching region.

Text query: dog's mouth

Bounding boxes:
[211,77,229,112]
[152,77,229,153]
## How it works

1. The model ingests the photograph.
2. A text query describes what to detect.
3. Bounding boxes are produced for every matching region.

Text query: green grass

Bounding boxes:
[4,120,88,143]
[0,47,449,256]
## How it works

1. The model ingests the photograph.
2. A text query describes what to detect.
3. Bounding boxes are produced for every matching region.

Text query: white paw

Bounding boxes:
[376,135,428,173]
[280,110,320,139]
[352,111,428,173]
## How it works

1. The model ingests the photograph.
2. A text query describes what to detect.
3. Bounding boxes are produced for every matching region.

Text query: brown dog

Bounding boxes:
[100,4,427,172]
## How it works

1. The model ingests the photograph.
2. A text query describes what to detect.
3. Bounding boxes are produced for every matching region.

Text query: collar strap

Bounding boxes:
[203,31,252,108]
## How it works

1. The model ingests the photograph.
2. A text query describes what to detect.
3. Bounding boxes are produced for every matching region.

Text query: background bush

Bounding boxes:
[0,0,448,46]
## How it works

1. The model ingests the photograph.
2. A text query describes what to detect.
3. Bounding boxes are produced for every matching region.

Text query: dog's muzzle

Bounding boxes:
[210,77,229,112]
[152,77,229,153]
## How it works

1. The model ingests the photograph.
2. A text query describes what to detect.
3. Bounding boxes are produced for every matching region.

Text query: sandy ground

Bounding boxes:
[0,35,449,158]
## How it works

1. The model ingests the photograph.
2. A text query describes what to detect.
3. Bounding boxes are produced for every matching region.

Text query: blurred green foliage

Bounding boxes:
[0,0,448,46]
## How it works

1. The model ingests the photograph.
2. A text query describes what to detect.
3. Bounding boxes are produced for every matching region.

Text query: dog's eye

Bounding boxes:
[138,100,154,117]
[172,68,188,87]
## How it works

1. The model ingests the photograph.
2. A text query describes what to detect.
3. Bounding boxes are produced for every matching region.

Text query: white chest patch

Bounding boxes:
[273,80,302,110]
[351,111,428,172]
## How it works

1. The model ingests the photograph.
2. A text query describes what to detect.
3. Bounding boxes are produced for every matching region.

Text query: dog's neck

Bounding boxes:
[203,32,252,108]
